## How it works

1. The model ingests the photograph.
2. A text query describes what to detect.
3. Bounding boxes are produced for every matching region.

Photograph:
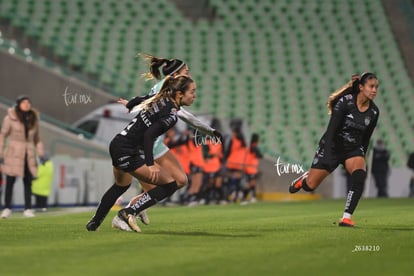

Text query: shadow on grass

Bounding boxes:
[145,230,259,238]
[362,225,414,232]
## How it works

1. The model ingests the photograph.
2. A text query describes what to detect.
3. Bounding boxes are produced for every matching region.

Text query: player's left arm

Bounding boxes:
[176,107,215,136]
[362,108,379,154]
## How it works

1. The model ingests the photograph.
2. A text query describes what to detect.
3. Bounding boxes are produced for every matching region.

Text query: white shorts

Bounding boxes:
[153,136,169,160]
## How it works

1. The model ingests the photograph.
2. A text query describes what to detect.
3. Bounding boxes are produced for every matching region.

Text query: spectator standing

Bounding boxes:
[31,153,54,211]
[372,139,390,198]
[0,95,44,218]
[407,151,414,197]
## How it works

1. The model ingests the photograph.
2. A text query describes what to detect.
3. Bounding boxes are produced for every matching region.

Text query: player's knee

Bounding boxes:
[175,173,188,188]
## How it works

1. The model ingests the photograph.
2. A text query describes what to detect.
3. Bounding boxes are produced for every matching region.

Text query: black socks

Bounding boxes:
[126,181,178,215]
[302,178,314,192]
[91,183,131,226]
[344,169,366,215]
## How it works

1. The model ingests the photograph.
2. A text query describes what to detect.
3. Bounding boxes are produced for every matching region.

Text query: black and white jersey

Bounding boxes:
[321,94,379,155]
[113,97,178,166]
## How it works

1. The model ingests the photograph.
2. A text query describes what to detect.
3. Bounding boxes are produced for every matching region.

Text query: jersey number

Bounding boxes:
[120,118,137,136]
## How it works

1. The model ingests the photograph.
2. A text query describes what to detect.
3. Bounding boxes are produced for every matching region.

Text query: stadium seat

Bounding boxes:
[2,0,413,166]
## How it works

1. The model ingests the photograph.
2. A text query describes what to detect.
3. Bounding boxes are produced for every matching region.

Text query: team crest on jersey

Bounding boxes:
[170,108,177,115]
[364,116,371,126]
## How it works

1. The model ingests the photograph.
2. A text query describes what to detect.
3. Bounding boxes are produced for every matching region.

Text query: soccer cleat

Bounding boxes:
[339,218,355,227]
[23,209,35,218]
[112,215,132,231]
[138,210,150,225]
[289,171,309,193]
[118,209,141,232]
[1,208,12,219]
[86,219,100,231]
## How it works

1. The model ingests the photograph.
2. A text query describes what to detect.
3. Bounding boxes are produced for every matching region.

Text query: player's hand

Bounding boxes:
[148,165,160,183]
[117,98,128,107]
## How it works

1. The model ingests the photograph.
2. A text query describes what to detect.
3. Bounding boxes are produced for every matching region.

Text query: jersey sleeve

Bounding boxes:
[127,80,165,111]
[323,96,347,156]
[361,108,379,154]
[176,107,215,135]
[143,115,177,166]
[126,95,153,111]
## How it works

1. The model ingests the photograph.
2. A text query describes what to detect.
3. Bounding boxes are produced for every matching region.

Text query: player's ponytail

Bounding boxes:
[326,81,353,115]
[137,75,193,111]
[140,53,186,81]
[140,53,169,80]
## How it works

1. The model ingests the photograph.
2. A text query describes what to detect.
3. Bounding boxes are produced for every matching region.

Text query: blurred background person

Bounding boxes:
[241,133,262,204]
[163,127,190,205]
[407,151,414,197]
[0,95,44,218]
[224,120,247,203]
[0,164,3,209]
[372,139,390,198]
[202,119,225,205]
[31,152,54,211]
[187,128,206,206]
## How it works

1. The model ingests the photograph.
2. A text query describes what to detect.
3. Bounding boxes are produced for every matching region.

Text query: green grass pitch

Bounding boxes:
[0,198,412,275]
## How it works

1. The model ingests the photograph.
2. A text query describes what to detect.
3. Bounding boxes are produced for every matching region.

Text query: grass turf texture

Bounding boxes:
[0,198,412,275]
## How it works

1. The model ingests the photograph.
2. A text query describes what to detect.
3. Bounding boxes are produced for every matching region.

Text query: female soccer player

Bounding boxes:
[113,55,221,226]
[289,72,380,227]
[87,75,197,232]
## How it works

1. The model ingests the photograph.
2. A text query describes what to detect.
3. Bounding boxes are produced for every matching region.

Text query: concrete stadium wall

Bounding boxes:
[333,167,413,199]
[0,49,114,124]
[3,155,411,208]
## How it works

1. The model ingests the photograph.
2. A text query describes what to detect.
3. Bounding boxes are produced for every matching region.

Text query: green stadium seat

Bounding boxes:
[2,0,413,166]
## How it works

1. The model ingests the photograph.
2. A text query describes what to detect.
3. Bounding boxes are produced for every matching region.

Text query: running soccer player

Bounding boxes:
[289,72,380,227]
[110,55,221,230]
[86,75,197,232]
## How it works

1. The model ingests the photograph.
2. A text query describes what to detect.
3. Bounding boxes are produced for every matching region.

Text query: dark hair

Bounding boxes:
[251,133,259,145]
[16,95,31,106]
[327,72,377,114]
[137,75,194,110]
[140,54,185,80]
[14,95,39,141]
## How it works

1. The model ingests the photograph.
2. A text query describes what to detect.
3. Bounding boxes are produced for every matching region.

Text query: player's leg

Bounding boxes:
[289,146,337,193]
[117,164,178,232]
[339,156,366,227]
[289,168,330,193]
[86,167,132,231]
[126,147,186,225]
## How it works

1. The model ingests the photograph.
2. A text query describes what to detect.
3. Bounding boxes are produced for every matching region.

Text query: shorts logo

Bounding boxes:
[118,156,130,162]
[118,161,130,169]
